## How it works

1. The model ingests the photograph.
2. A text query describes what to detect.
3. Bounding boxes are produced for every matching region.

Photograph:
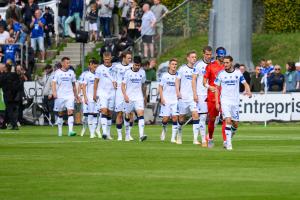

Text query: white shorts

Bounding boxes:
[88,101,98,114]
[221,103,239,121]
[89,23,98,31]
[124,100,144,114]
[160,103,179,117]
[54,98,75,112]
[114,90,125,112]
[178,100,197,115]
[99,96,115,111]
[197,95,208,114]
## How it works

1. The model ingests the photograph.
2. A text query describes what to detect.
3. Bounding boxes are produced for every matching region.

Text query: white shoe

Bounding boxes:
[171,138,176,143]
[160,131,166,141]
[80,128,86,136]
[117,136,122,141]
[125,136,130,141]
[129,136,134,141]
[96,129,101,135]
[176,135,182,144]
[107,135,113,140]
[90,134,95,139]
[226,143,233,150]
[193,140,200,145]
[223,141,227,149]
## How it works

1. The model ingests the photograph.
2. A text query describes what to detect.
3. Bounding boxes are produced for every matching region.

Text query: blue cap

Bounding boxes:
[216,48,226,58]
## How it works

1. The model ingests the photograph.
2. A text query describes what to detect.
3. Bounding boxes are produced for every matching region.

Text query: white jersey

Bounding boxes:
[95,64,116,98]
[83,71,96,101]
[113,62,133,88]
[176,64,194,102]
[159,72,177,104]
[78,70,88,96]
[52,69,76,99]
[193,60,209,96]
[214,69,245,105]
[122,68,146,101]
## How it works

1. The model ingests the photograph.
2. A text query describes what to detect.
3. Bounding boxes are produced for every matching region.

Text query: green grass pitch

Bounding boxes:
[0,124,300,200]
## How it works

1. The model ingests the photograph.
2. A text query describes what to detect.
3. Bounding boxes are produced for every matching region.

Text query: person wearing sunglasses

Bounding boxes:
[250,66,264,93]
[268,64,284,92]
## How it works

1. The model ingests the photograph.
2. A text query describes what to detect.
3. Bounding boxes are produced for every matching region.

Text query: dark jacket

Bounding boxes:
[0,72,23,103]
[240,71,251,92]
[23,2,39,27]
[5,5,23,22]
[58,0,70,17]
[268,73,285,92]
[126,6,143,29]
[69,0,83,18]
[250,73,263,92]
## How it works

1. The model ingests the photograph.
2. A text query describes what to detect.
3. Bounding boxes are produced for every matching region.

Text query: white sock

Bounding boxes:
[138,117,145,138]
[82,115,88,130]
[178,122,183,135]
[124,119,130,138]
[57,116,63,136]
[225,125,232,145]
[93,116,100,137]
[117,124,122,139]
[96,114,101,132]
[193,120,200,142]
[171,122,178,141]
[101,116,107,136]
[199,114,207,143]
[107,118,112,137]
[129,121,133,136]
[88,115,95,137]
[68,115,74,132]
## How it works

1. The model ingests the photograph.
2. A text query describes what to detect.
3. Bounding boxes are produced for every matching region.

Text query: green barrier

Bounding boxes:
[0,89,5,110]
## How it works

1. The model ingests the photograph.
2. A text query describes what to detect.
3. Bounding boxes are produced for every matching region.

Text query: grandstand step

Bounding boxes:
[56,55,82,60]
[67,43,95,48]
[59,51,89,56]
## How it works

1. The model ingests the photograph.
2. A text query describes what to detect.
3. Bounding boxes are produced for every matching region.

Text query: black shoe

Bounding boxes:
[102,134,107,140]
[0,125,7,129]
[140,135,147,142]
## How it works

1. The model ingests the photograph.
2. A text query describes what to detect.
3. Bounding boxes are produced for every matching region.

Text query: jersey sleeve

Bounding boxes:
[159,74,165,86]
[71,71,76,83]
[204,64,211,79]
[193,64,200,75]
[239,71,246,84]
[214,72,221,86]
[95,67,101,79]
[176,68,182,79]
[122,71,128,84]
[141,70,146,84]
[52,71,58,83]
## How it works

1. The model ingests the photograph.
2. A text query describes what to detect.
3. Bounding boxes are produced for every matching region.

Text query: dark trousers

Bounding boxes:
[100,17,111,38]
[6,102,19,127]
[43,96,55,123]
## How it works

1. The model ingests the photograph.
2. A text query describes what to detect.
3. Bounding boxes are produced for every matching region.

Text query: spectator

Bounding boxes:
[283,62,298,93]
[23,0,39,29]
[151,0,168,51]
[0,15,7,30]
[15,64,27,124]
[38,64,55,124]
[58,0,69,37]
[144,58,156,81]
[239,64,251,92]
[5,0,23,24]
[30,9,46,62]
[0,63,23,130]
[126,0,142,41]
[111,1,119,36]
[296,62,300,89]
[87,3,98,42]
[0,37,19,65]
[12,16,28,44]
[0,24,10,44]
[268,64,284,92]
[0,0,8,7]
[140,3,156,59]
[250,66,264,92]
[260,58,274,91]
[43,7,55,48]
[65,0,83,38]
[118,0,131,30]
[97,0,114,38]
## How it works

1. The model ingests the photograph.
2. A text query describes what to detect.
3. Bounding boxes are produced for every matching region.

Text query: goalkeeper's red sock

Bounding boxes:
[208,119,215,139]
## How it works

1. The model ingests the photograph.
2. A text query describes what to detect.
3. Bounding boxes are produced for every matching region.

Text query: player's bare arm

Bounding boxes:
[82,83,88,104]
[158,85,165,105]
[52,81,57,99]
[215,86,220,111]
[122,82,129,103]
[192,74,198,103]
[243,82,252,98]
[93,78,99,102]
[72,82,80,103]
[175,78,181,99]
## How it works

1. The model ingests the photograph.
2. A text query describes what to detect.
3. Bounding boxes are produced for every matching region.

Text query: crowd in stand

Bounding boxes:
[237,59,300,93]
